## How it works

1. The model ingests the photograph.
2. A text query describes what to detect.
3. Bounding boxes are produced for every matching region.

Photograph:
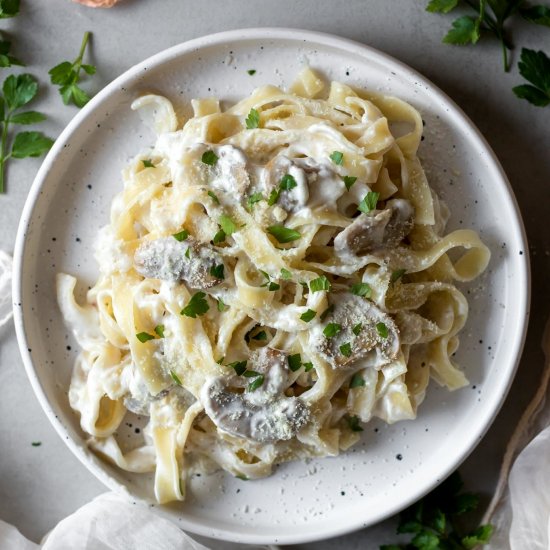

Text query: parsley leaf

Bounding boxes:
[303,362,314,372]
[267,225,301,243]
[136,332,155,343]
[170,370,183,386]
[213,228,226,244]
[343,175,357,190]
[443,15,480,45]
[245,107,260,129]
[247,191,264,210]
[172,229,189,241]
[142,159,155,168]
[352,323,363,335]
[513,48,550,107]
[391,269,407,283]
[49,32,96,108]
[154,324,165,338]
[288,353,302,372]
[426,0,458,13]
[227,360,247,376]
[330,150,344,165]
[247,69,256,75]
[219,214,238,236]
[247,373,265,391]
[300,309,317,322]
[310,275,331,293]
[358,191,380,214]
[0,0,19,18]
[209,264,225,280]
[376,322,389,338]
[0,38,23,69]
[323,322,342,338]
[251,330,267,341]
[31,441,41,447]
[201,150,218,165]
[350,282,372,297]
[520,5,550,27]
[181,291,209,318]
[217,297,227,312]
[340,342,352,357]
[347,415,363,432]
[280,268,292,279]
[267,281,280,291]
[267,188,280,206]
[350,373,365,388]
[279,173,297,190]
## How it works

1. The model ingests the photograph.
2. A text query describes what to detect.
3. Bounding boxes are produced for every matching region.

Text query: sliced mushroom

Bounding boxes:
[134,236,225,289]
[262,156,309,213]
[210,144,251,198]
[334,198,414,257]
[309,293,400,369]
[201,347,310,443]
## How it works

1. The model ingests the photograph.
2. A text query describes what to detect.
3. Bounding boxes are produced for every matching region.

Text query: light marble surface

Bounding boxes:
[0,1,548,548]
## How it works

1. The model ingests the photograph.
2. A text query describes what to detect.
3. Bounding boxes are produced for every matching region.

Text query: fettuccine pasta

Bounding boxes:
[57,68,490,503]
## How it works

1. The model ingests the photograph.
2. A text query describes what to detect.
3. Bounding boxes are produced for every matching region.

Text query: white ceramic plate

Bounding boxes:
[13,29,529,545]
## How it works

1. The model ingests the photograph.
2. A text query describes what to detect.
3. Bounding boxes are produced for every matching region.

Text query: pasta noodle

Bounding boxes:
[57,67,490,503]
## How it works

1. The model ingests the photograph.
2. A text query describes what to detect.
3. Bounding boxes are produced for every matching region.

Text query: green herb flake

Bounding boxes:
[154,324,165,338]
[185,247,191,259]
[350,373,365,388]
[247,69,256,76]
[172,229,189,242]
[288,353,302,372]
[323,322,342,338]
[376,322,389,338]
[213,228,226,244]
[142,159,155,168]
[216,356,225,365]
[207,190,220,204]
[247,374,265,391]
[300,309,317,322]
[267,188,280,206]
[320,304,335,322]
[236,473,249,480]
[303,362,314,372]
[390,268,407,283]
[0,0,20,18]
[217,298,227,312]
[245,107,260,129]
[247,192,264,210]
[350,282,372,298]
[358,191,380,214]
[181,292,210,318]
[201,150,218,166]
[279,173,297,191]
[219,214,238,236]
[252,330,267,341]
[352,323,362,336]
[330,150,344,165]
[243,369,262,378]
[31,441,41,447]
[267,225,301,243]
[209,264,225,280]
[170,370,183,386]
[309,275,331,293]
[267,281,280,291]
[340,342,352,357]
[347,415,363,432]
[136,332,155,343]
[227,360,247,376]
[280,268,292,279]
[343,175,357,190]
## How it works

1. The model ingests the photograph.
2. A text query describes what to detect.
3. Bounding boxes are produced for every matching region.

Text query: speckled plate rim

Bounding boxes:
[13,28,530,545]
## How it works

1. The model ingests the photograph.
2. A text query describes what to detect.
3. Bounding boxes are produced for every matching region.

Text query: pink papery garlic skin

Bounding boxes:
[71,0,120,7]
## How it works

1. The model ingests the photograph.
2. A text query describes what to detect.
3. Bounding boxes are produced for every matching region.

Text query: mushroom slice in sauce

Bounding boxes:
[134,236,225,289]
[210,144,251,198]
[309,293,400,369]
[334,198,414,257]
[201,347,310,443]
[262,156,309,213]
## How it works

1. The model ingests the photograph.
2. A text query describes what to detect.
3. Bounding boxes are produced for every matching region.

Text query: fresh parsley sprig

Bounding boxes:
[513,47,550,106]
[0,0,19,18]
[381,471,493,550]
[426,0,550,72]
[49,31,96,108]
[0,74,54,193]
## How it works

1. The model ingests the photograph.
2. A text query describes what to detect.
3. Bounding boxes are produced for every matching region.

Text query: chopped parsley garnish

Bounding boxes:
[216,356,225,364]
[267,225,301,243]
[227,360,247,376]
[340,342,352,357]
[243,369,262,378]
[170,370,183,386]
[350,373,365,388]
[251,330,267,341]
[267,281,280,291]
[347,415,363,432]
[154,324,165,338]
[280,268,292,279]
[247,374,265,391]
[247,69,256,76]
[350,282,372,298]
[219,214,238,236]
[303,362,314,372]
[142,159,155,168]
[323,322,342,338]
[309,275,331,293]
[320,304,334,322]
[207,190,220,204]
[352,323,363,335]
[279,173,297,191]
[185,247,191,259]
[181,292,209,318]
[259,269,270,282]
[217,298,227,312]
[267,188,280,206]
[209,264,225,280]
[201,150,218,165]
[288,353,302,372]
[245,108,260,129]
[300,309,317,322]
[136,332,155,343]
[247,192,264,210]
[391,268,407,283]
[172,229,189,242]
[236,473,249,480]
[376,322,389,338]
[213,228,226,244]
[358,191,380,214]
[330,150,344,165]
[31,441,42,447]
[343,175,357,190]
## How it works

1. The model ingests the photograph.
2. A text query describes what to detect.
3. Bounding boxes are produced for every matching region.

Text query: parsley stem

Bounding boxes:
[77,31,90,66]
[0,117,9,193]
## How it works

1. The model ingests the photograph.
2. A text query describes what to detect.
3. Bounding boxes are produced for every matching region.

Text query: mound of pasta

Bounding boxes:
[57,68,490,503]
